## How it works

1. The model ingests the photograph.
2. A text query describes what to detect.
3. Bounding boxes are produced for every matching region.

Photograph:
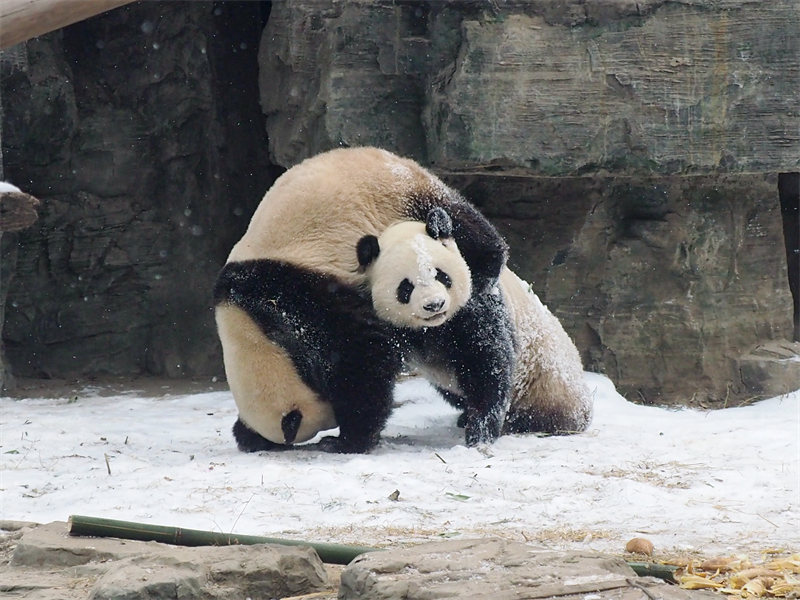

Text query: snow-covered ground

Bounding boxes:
[1,373,798,558]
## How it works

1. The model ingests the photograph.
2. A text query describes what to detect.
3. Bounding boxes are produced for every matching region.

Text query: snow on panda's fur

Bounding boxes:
[214,147,508,454]
[498,269,593,434]
[359,218,593,436]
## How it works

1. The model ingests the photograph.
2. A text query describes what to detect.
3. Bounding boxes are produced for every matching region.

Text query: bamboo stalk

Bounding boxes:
[68,515,378,565]
[627,561,678,582]
[0,0,136,49]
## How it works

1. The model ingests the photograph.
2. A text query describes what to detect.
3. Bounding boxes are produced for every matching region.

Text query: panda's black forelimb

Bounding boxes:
[216,259,403,454]
[402,291,515,447]
[448,202,508,293]
[435,387,466,410]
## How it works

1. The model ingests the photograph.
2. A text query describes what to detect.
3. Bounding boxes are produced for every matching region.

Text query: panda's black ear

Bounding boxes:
[425,207,453,239]
[357,234,380,269]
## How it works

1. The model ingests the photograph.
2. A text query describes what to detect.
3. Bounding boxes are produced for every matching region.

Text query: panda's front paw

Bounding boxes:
[464,413,502,447]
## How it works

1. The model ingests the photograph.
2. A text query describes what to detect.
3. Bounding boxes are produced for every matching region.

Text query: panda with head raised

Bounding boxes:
[357,208,518,445]
[214,147,509,453]
[358,215,593,437]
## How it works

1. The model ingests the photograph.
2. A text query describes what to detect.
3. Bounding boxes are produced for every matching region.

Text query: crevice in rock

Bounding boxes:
[778,172,799,341]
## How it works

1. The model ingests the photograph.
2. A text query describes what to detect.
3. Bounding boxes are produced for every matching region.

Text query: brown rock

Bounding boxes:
[0,189,40,232]
[340,538,715,600]
[5,521,328,600]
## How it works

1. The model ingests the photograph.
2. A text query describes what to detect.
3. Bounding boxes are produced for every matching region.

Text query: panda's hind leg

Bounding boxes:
[232,418,292,452]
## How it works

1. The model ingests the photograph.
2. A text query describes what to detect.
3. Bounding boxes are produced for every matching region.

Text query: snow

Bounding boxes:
[0,181,22,194]
[1,373,798,558]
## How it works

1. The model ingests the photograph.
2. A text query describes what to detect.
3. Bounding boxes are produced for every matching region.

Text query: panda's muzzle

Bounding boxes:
[423,298,446,314]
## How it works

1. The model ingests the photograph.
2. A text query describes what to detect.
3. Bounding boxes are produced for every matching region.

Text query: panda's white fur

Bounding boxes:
[227,147,453,284]
[215,304,336,444]
[498,268,593,434]
[363,220,593,435]
[366,221,472,328]
[215,147,509,452]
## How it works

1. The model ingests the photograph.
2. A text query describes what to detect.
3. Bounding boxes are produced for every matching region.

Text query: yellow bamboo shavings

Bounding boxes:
[678,553,800,598]
[680,574,725,590]
[700,557,743,573]
[742,577,773,597]
[729,570,783,588]
[769,574,800,598]
[767,555,800,573]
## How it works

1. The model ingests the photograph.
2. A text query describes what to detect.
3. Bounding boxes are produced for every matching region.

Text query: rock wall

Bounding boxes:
[1,2,275,380]
[260,0,799,175]
[258,0,798,405]
[448,174,793,405]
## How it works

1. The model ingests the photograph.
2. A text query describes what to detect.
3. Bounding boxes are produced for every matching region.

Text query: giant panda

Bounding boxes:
[357,216,593,437]
[214,147,509,454]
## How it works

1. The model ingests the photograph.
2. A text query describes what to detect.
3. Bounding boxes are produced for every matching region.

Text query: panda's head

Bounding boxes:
[357,208,472,329]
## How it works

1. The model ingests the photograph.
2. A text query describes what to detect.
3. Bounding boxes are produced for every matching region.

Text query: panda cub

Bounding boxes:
[358,211,592,437]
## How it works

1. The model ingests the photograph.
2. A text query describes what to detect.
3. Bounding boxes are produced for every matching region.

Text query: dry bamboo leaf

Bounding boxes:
[680,574,725,590]
[680,553,800,598]
[719,587,743,595]
[730,569,784,587]
[769,578,800,597]
[767,556,800,573]
[700,557,742,573]
[741,577,772,597]
[280,592,337,600]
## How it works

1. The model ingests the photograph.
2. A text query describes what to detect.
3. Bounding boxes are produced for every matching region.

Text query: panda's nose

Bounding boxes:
[423,298,445,313]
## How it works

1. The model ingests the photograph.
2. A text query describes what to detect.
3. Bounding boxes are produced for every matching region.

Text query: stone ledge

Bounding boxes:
[340,537,717,600]
[1,521,330,600]
[738,340,800,400]
[0,523,726,600]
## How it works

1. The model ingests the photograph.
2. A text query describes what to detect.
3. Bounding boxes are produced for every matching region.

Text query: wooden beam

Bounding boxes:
[0,0,136,49]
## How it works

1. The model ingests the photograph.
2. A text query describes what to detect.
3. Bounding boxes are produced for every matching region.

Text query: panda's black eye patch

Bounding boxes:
[397,279,414,304]
[435,269,452,289]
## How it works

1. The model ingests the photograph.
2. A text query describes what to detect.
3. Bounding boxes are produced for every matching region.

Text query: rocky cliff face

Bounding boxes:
[260,0,799,175]
[2,0,797,405]
[448,174,793,405]
[1,2,274,381]
[258,0,797,405]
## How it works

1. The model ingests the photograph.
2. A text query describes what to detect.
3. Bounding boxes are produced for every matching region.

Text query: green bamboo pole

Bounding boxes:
[68,515,378,565]
[627,561,677,582]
